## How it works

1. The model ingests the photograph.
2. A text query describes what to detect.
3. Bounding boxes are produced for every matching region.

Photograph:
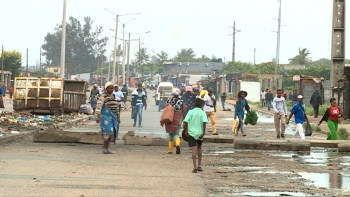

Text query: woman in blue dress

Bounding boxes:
[95,82,120,154]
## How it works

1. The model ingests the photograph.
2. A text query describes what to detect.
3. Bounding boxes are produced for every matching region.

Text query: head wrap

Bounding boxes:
[186,86,193,92]
[172,88,181,96]
[93,84,98,87]
[105,82,114,89]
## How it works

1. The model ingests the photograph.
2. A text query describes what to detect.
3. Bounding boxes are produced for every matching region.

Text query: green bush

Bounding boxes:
[338,128,349,140]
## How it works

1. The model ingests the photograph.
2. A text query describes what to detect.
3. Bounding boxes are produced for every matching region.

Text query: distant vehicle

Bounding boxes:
[154,82,173,106]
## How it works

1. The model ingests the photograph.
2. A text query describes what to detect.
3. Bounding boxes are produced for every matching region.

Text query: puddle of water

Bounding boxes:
[298,172,350,192]
[249,170,293,174]
[214,150,234,154]
[229,191,315,196]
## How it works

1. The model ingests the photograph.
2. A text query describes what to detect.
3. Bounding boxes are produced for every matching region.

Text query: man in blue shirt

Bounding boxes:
[287,95,309,139]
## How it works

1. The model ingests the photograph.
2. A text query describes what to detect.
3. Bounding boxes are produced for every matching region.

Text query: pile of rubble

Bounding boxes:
[0,111,90,137]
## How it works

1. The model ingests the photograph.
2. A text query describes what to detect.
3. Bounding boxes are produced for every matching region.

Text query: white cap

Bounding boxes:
[297,95,303,99]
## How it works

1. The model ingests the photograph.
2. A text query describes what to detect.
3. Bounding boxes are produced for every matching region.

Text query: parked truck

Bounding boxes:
[13,77,87,114]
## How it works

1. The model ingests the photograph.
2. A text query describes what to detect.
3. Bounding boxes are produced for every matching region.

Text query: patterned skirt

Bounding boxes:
[100,108,119,142]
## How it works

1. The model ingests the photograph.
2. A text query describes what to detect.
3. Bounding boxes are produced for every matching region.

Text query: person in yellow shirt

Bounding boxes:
[200,87,208,107]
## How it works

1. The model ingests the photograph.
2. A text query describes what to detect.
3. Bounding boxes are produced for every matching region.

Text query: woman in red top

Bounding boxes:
[318,98,342,140]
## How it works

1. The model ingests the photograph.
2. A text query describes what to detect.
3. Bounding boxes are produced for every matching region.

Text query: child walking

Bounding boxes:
[318,98,342,140]
[183,98,209,173]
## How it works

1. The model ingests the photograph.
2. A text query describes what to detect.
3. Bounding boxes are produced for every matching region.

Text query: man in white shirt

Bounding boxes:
[113,84,124,112]
[272,89,288,139]
[204,88,217,135]
[260,90,266,107]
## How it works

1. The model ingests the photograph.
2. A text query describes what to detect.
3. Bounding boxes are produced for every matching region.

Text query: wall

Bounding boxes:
[240,82,260,102]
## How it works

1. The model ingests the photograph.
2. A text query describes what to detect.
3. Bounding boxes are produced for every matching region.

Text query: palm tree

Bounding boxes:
[134,47,150,77]
[156,51,169,62]
[288,47,311,65]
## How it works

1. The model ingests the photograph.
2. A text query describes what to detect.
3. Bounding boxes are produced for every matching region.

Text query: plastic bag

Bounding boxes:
[305,123,313,136]
[231,119,238,134]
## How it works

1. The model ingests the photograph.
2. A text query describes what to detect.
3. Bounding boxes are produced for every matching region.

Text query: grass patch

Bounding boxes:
[338,128,349,140]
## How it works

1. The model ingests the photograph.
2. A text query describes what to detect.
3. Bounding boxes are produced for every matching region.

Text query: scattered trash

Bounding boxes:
[10,131,19,134]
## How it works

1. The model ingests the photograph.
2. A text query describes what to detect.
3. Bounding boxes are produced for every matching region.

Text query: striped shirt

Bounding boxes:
[95,93,120,120]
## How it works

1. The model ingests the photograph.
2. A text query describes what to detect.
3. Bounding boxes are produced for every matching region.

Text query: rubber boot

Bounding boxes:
[175,138,181,154]
[168,141,174,154]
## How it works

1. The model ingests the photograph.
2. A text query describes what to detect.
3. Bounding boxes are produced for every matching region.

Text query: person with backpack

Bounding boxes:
[318,98,342,140]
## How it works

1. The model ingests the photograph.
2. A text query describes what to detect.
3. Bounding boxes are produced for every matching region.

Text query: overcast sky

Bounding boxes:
[0,0,345,67]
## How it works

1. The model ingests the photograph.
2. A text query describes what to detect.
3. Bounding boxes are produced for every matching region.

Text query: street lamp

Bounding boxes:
[104,8,140,84]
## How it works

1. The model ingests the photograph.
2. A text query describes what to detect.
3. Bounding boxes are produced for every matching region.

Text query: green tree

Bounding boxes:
[134,47,150,66]
[156,51,169,62]
[223,61,254,74]
[0,50,22,78]
[32,69,56,77]
[174,48,196,62]
[312,58,330,67]
[42,16,108,74]
[288,47,311,65]
[255,62,280,74]
[196,55,211,62]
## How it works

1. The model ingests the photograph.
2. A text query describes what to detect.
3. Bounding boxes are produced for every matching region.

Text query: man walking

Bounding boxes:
[292,90,298,106]
[310,89,322,118]
[131,84,147,127]
[8,86,13,99]
[260,89,266,107]
[121,84,128,104]
[272,89,288,139]
[113,84,124,112]
[204,88,217,135]
[287,95,309,139]
[265,89,273,111]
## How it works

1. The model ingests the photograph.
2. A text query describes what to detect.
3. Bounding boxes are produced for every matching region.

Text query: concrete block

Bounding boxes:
[0,132,32,144]
[309,140,339,148]
[33,129,102,144]
[337,142,350,152]
[234,138,310,151]
[203,135,234,143]
[124,136,168,146]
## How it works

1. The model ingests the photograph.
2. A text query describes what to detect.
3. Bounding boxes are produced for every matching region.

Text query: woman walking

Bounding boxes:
[234,91,250,136]
[162,88,187,154]
[318,98,342,140]
[90,84,100,114]
[95,82,121,154]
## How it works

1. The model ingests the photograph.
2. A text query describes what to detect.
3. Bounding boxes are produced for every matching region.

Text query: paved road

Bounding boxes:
[70,90,168,138]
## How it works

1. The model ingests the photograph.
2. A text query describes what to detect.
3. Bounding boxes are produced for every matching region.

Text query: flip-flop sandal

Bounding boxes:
[197,167,203,171]
[102,149,113,154]
[192,168,197,173]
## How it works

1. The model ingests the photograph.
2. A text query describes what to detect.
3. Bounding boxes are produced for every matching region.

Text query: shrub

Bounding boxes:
[338,128,349,140]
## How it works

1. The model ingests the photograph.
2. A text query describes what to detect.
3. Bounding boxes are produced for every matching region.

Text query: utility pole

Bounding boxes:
[139,37,142,80]
[254,48,256,65]
[274,0,282,90]
[127,33,131,87]
[1,45,3,85]
[122,24,126,85]
[112,15,119,84]
[230,21,240,62]
[101,55,103,88]
[60,0,67,79]
[330,0,348,118]
[26,48,28,76]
